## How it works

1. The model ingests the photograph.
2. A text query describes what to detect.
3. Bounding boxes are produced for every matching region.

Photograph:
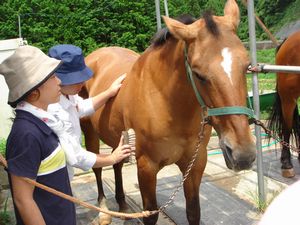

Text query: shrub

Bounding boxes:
[0,139,6,157]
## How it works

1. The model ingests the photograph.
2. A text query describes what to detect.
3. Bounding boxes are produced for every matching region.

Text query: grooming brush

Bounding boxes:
[122,128,136,163]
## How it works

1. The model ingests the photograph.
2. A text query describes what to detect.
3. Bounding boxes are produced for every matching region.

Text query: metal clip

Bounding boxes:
[200,106,210,123]
[247,64,265,73]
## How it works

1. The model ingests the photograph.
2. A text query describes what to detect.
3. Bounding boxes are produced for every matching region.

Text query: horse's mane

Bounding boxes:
[151,11,219,48]
[203,11,219,36]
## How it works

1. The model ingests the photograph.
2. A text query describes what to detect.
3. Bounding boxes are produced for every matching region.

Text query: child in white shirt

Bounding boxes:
[48,44,131,178]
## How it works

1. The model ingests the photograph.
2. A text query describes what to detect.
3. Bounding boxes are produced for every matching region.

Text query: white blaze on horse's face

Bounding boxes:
[221,47,233,84]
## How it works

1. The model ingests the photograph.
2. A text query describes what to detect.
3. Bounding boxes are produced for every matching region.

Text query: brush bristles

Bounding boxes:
[122,129,136,150]
[122,128,136,163]
[127,128,136,149]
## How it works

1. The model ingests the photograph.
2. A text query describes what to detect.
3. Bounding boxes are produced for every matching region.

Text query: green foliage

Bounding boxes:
[0,1,299,53]
[0,211,11,225]
[0,197,12,225]
[270,0,300,32]
[0,139,6,157]
[0,0,157,53]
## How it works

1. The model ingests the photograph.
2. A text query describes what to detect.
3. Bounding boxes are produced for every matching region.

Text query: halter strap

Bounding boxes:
[184,47,254,119]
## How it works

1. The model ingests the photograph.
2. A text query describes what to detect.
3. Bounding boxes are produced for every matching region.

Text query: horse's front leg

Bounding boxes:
[178,148,207,225]
[91,167,112,225]
[137,156,159,225]
[81,121,111,224]
[113,161,129,212]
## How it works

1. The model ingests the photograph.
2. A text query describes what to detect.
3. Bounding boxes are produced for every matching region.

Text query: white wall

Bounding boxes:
[0,38,27,139]
[0,77,13,139]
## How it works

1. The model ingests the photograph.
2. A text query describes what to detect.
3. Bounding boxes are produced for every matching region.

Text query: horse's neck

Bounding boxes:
[149,40,193,98]
[142,40,200,117]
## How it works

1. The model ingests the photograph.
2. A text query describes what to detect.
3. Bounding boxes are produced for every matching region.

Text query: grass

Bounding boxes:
[0,139,10,225]
[247,48,276,92]
[0,197,12,225]
[247,188,281,213]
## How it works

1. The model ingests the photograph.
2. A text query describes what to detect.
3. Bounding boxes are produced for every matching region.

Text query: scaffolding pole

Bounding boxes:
[155,0,161,31]
[163,0,169,17]
[249,64,300,74]
[247,0,266,204]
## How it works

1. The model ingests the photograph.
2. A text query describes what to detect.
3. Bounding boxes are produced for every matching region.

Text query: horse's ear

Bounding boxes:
[162,16,198,41]
[224,0,240,31]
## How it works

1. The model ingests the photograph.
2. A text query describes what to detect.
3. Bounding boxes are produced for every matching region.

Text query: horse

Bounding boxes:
[80,0,256,224]
[267,30,300,178]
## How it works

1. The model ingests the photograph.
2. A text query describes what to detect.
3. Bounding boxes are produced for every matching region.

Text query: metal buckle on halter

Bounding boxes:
[200,106,210,123]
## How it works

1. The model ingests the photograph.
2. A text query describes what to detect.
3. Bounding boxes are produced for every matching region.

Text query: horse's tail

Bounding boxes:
[267,91,284,140]
[292,104,300,147]
[267,91,300,146]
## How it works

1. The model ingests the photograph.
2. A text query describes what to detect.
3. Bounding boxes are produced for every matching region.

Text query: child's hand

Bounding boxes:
[111,135,132,164]
[109,73,126,97]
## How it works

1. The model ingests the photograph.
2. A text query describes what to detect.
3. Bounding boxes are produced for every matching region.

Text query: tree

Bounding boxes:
[0,0,298,53]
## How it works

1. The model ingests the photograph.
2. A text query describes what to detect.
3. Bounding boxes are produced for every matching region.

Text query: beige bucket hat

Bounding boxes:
[0,45,62,107]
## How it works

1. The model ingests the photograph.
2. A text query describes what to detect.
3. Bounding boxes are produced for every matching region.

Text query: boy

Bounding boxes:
[48,44,131,177]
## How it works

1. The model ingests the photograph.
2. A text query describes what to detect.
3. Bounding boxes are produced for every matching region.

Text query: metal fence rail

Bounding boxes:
[249,64,300,74]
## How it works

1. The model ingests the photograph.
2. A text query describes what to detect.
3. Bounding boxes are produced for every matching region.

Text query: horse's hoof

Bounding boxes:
[282,168,295,178]
[100,215,112,225]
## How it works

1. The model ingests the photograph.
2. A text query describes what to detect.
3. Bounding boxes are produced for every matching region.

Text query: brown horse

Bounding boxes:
[268,30,300,178]
[81,0,256,224]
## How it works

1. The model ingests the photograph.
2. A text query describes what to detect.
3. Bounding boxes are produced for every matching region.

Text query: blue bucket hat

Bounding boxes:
[48,44,93,85]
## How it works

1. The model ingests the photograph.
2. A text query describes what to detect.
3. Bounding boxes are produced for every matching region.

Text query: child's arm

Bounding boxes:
[93,135,132,168]
[11,174,46,225]
[91,74,126,111]
[76,74,126,117]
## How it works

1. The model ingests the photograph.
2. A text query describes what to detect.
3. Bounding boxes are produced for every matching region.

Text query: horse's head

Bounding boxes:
[163,0,256,171]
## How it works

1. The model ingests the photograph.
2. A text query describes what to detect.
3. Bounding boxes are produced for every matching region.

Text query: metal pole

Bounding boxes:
[251,64,300,74]
[155,0,162,31]
[163,0,169,17]
[18,14,22,38]
[247,0,266,203]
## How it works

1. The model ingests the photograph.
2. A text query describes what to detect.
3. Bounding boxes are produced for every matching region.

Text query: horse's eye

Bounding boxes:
[194,72,206,82]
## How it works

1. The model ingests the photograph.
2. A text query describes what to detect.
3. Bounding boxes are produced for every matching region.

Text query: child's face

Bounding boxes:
[38,75,61,106]
[61,82,84,95]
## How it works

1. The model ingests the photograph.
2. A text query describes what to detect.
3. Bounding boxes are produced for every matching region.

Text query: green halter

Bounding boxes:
[184,47,254,120]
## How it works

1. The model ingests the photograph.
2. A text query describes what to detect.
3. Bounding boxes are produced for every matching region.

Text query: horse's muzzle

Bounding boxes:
[219,140,256,171]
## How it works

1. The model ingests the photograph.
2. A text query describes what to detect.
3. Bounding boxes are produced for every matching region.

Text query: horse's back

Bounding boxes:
[276,30,300,94]
[276,30,300,65]
[83,47,140,146]
[85,47,139,95]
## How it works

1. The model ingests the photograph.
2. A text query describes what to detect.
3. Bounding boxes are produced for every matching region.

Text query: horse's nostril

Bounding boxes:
[235,160,252,171]
[225,145,233,157]
[232,150,256,171]
[225,145,233,159]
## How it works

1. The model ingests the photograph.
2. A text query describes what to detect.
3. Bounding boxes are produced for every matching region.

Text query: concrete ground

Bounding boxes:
[1,133,300,225]
[73,134,298,225]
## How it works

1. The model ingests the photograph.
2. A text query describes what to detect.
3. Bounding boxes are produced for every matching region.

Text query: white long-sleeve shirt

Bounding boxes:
[48,94,96,176]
